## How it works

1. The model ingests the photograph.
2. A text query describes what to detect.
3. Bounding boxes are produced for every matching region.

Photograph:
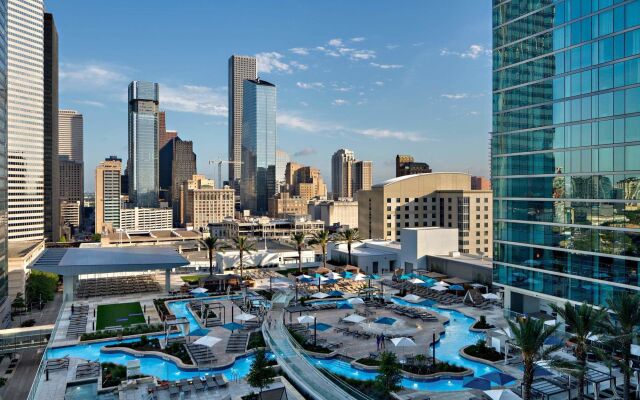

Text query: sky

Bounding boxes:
[45,1,493,192]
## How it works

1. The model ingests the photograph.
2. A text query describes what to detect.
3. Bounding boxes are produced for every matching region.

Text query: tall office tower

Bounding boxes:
[157,111,166,147]
[352,160,372,196]
[284,162,327,200]
[228,55,257,183]
[159,137,196,224]
[240,79,276,215]
[43,13,59,242]
[95,157,122,234]
[395,154,432,177]
[127,81,160,208]
[59,158,83,227]
[7,0,44,242]
[275,149,290,191]
[58,110,83,161]
[331,149,355,199]
[0,0,9,326]
[492,1,640,310]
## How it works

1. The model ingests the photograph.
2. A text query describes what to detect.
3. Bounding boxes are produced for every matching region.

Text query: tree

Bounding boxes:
[549,301,607,400]
[507,317,561,400]
[290,232,306,273]
[334,228,361,266]
[375,351,402,393]
[11,292,25,312]
[91,233,101,242]
[202,236,226,276]
[232,236,256,280]
[247,348,275,394]
[601,292,640,400]
[26,271,59,303]
[309,230,331,269]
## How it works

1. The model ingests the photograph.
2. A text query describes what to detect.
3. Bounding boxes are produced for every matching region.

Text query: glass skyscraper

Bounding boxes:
[128,81,160,208]
[492,0,640,310]
[0,0,8,326]
[240,79,276,215]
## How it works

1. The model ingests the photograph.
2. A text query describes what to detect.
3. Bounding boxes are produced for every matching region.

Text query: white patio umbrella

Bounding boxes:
[234,313,257,322]
[297,274,312,280]
[343,314,366,323]
[311,292,330,299]
[352,273,367,280]
[190,287,208,294]
[435,281,450,287]
[408,278,424,284]
[484,390,521,400]
[325,272,343,280]
[347,297,365,305]
[391,337,417,360]
[193,335,222,366]
[297,315,316,324]
[317,276,329,283]
[402,294,423,303]
[430,285,448,292]
[482,293,500,300]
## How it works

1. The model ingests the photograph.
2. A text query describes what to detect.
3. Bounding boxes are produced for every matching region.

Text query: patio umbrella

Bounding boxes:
[352,273,367,280]
[311,292,330,299]
[481,372,516,386]
[482,293,500,300]
[342,271,353,279]
[190,287,208,294]
[347,297,365,305]
[297,315,316,324]
[463,377,492,390]
[314,273,324,278]
[325,272,343,280]
[352,275,366,282]
[402,294,423,303]
[343,314,366,323]
[408,278,424,284]
[449,285,464,291]
[194,335,222,347]
[222,322,243,332]
[234,313,257,322]
[484,389,521,400]
[337,303,353,310]
[299,277,314,284]
[532,366,553,377]
[327,290,344,297]
[374,317,397,325]
[399,274,411,280]
[435,281,450,287]
[325,279,339,284]
[297,274,312,280]
[430,285,448,292]
[367,274,381,280]
[391,336,416,359]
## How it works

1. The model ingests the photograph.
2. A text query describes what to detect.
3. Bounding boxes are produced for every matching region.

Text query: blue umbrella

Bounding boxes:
[481,372,517,385]
[342,271,353,278]
[327,290,344,297]
[373,317,397,325]
[532,366,553,377]
[544,336,563,346]
[299,278,314,284]
[449,284,464,291]
[463,377,492,390]
[367,274,381,280]
[337,303,353,310]
[314,273,323,278]
[399,274,411,280]
[222,322,243,332]
[325,279,339,284]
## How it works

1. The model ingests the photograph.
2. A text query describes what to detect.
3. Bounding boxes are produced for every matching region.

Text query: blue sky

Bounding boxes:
[46,1,492,192]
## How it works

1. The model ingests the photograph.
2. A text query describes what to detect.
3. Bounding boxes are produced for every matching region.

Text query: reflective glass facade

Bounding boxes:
[240,79,276,215]
[0,0,8,326]
[492,0,640,305]
[128,81,159,208]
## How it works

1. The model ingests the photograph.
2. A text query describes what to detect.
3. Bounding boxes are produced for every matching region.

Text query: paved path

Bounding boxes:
[0,348,45,400]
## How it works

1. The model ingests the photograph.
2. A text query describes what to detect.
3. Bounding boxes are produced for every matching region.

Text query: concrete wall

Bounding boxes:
[426,255,492,284]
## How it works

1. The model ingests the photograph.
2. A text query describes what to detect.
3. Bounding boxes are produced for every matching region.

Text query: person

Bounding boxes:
[71,304,75,314]
[381,334,386,349]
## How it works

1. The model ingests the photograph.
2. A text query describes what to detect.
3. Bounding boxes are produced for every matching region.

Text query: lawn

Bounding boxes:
[180,274,206,284]
[96,302,146,330]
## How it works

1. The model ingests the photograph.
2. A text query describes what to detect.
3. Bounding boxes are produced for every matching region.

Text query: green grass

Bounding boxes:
[96,302,145,330]
[180,275,206,284]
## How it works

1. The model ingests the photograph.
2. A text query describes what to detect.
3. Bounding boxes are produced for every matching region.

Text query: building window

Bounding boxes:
[387,198,391,203]
[405,198,409,202]
[448,222,452,227]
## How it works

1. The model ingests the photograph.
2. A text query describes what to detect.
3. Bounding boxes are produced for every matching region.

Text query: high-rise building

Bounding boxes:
[395,154,431,177]
[331,149,355,199]
[119,207,172,231]
[492,1,640,309]
[159,136,196,223]
[180,174,234,231]
[127,81,160,208]
[59,158,83,228]
[228,55,257,183]
[357,173,492,256]
[58,110,83,162]
[275,149,290,191]
[240,79,276,215]
[95,156,122,234]
[157,111,178,150]
[470,176,490,190]
[284,162,327,200]
[0,0,9,326]
[7,0,44,242]
[43,13,59,242]
[352,160,372,196]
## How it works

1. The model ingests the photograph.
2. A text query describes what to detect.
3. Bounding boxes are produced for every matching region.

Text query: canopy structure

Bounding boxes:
[28,247,190,301]
[430,285,448,292]
[530,379,569,400]
[444,277,470,285]
[484,390,521,400]
[297,315,316,324]
[311,292,330,299]
[424,272,447,279]
[190,287,208,294]
[342,314,366,323]
[347,297,365,305]
[193,335,222,348]
[402,294,423,303]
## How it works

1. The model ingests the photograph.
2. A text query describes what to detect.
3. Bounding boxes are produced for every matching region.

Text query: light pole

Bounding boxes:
[314,313,317,347]
[432,328,436,368]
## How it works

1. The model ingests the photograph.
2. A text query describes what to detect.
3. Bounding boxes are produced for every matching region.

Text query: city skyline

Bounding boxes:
[45,1,491,192]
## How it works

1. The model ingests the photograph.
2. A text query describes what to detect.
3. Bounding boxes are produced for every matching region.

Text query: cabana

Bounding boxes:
[424,272,447,279]
[529,378,570,400]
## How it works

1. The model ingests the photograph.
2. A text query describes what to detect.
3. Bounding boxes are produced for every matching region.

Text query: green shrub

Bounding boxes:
[80,323,164,341]
[247,331,266,350]
[26,271,59,303]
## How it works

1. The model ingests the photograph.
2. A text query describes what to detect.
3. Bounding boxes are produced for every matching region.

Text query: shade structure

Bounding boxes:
[327,290,344,297]
[325,272,343,280]
[544,336,563,346]
[399,274,411,280]
[352,276,366,282]
[482,293,500,300]
[343,314,366,323]
[367,274,381,280]
[435,281,450,287]
[337,303,353,310]
[325,279,339,284]
[402,294,423,303]
[484,390,521,400]
[193,335,222,348]
[391,337,416,348]
[463,377,492,390]
[299,278,314,284]
[532,366,554,377]
[430,285,448,292]
[222,322,243,331]
[347,297,365,305]
[311,292,330,299]
[449,285,465,291]
[352,273,367,280]
[190,287,208,294]
[342,271,353,278]
[374,317,397,325]
[408,278,424,284]
[297,274,312,280]
[481,372,517,386]
[297,315,316,324]
[314,267,331,274]
[234,313,257,322]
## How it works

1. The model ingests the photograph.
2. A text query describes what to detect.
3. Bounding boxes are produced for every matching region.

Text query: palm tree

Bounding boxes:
[232,236,256,280]
[507,317,561,400]
[202,236,226,276]
[290,232,306,273]
[309,230,331,269]
[549,302,607,400]
[602,292,640,400]
[334,228,362,266]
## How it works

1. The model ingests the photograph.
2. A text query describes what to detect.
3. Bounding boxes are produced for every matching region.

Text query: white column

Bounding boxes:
[165,269,171,293]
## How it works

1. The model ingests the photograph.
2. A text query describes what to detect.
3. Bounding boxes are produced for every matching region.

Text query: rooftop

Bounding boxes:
[372,172,471,188]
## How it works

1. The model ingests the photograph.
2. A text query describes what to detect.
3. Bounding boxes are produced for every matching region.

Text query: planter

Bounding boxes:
[459,345,513,367]
[102,346,195,369]
[348,358,473,379]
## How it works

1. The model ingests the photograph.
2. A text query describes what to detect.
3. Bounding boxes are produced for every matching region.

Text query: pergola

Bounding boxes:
[530,378,571,400]
[443,277,470,285]
[584,367,616,399]
[424,272,447,279]
[28,247,190,301]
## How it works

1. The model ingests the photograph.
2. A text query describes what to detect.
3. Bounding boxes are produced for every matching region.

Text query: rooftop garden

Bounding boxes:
[96,302,145,330]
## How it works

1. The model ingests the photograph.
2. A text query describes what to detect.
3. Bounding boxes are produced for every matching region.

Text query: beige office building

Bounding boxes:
[284,162,327,200]
[331,149,355,199]
[352,160,372,197]
[95,157,122,234]
[358,173,492,257]
[308,200,358,229]
[180,175,234,231]
[268,192,308,218]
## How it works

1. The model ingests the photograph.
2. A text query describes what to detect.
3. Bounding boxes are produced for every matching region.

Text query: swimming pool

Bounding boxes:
[308,297,500,391]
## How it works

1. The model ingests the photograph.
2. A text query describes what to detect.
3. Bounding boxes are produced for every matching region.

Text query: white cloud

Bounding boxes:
[370,62,403,69]
[296,82,324,90]
[440,44,491,59]
[350,49,376,60]
[255,52,291,74]
[374,81,384,86]
[412,42,425,47]
[332,99,349,106]
[293,147,317,157]
[441,93,469,100]
[74,99,105,107]
[386,44,400,50]
[468,111,480,116]
[290,47,309,55]
[290,60,308,70]
[355,128,423,142]
[328,38,343,47]
[277,113,323,132]
[162,84,227,116]
[60,62,127,88]
[350,37,366,42]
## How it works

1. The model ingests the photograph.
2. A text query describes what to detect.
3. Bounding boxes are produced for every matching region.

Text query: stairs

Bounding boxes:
[225,331,248,353]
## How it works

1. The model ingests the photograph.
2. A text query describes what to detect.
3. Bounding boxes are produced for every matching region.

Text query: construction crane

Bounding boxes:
[208,160,243,189]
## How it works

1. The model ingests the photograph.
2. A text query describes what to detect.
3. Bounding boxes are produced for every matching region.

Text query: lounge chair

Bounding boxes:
[205,375,217,389]
[214,374,227,387]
